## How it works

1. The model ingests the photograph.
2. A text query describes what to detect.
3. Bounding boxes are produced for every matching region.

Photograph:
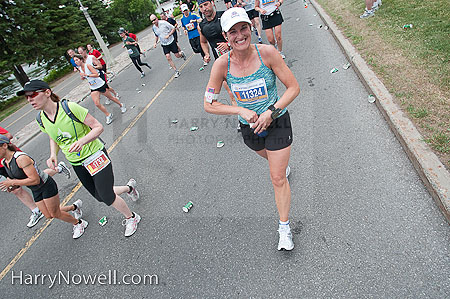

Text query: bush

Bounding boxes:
[0,95,21,111]
[43,65,73,83]
[173,6,182,17]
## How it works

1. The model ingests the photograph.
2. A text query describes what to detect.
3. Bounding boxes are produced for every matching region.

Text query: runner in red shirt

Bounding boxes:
[87,44,107,73]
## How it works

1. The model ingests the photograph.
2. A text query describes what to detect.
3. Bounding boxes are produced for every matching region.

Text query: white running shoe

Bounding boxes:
[360,9,374,18]
[180,51,186,60]
[278,226,294,251]
[57,161,71,179]
[106,113,113,125]
[115,92,120,99]
[203,61,208,66]
[105,98,111,105]
[141,72,145,78]
[126,179,139,202]
[279,51,286,59]
[174,71,180,78]
[72,199,83,220]
[286,165,291,178]
[121,103,127,114]
[27,211,44,228]
[73,219,88,239]
[123,213,141,237]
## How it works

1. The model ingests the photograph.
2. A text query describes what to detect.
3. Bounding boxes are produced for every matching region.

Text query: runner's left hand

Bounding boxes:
[253,110,273,134]
[69,140,84,153]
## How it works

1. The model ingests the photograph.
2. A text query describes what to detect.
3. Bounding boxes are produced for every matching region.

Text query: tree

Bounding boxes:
[110,0,156,33]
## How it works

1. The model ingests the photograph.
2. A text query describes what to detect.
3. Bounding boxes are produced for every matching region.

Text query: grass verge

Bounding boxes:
[316,0,450,169]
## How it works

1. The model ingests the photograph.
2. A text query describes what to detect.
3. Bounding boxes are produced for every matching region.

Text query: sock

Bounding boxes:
[279,220,290,225]
[73,204,78,211]
[32,207,40,213]
[127,212,135,219]
[279,220,290,230]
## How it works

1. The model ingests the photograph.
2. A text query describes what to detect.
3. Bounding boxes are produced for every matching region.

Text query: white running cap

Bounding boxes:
[220,7,252,33]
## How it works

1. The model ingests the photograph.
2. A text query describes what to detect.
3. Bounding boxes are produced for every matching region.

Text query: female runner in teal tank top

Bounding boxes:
[203,8,300,251]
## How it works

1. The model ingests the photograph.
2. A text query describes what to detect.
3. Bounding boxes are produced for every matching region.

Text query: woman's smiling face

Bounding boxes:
[226,22,251,50]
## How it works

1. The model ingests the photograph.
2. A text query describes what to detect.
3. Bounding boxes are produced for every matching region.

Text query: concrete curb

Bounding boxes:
[13,32,157,148]
[310,0,450,223]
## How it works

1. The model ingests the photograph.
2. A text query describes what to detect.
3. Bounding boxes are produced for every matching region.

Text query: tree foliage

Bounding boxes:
[0,0,155,87]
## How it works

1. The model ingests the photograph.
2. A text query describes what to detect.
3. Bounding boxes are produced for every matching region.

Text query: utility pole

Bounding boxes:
[77,0,116,66]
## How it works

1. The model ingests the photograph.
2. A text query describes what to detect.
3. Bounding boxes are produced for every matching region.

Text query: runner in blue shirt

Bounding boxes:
[180,4,207,67]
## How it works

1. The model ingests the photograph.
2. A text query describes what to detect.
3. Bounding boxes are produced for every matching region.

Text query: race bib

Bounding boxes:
[88,79,98,86]
[127,48,134,55]
[214,46,230,57]
[262,0,275,5]
[186,22,195,31]
[82,150,110,176]
[231,78,269,104]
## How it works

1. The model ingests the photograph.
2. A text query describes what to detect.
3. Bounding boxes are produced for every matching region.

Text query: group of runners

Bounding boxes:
[2,0,298,251]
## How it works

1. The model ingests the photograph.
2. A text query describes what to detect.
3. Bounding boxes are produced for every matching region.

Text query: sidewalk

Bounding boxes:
[12,32,156,149]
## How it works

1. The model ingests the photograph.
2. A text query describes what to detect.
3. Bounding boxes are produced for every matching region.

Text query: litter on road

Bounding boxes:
[183,201,194,213]
[190,126,199,131]
[368,95,376,103]
[403,24,413,29]
[171,119,178,124]
[98,216,108,226]
[343,63,351,70]
[199,67,205,71]
[330,68,339,73]
[217,141,224,148]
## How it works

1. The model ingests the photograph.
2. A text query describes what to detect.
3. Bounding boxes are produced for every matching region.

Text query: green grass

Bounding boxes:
[425,132,450,153]
[0,97,28,122]
[407,104,429,118]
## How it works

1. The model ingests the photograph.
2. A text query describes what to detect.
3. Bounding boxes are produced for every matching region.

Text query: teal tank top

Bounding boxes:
[226,45,286,125]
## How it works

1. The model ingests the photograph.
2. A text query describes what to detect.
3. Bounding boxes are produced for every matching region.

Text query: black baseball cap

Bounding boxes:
[197,0,212,4]
[17,80,51,96]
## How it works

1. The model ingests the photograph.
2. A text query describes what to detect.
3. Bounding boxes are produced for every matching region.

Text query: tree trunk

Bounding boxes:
[13,65,29,87]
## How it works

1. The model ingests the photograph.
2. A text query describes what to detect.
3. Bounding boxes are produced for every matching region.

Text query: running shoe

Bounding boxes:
[174,71,180,78]
[106,113,113,125]
[258,37,263,44]
[286,165,291,178]
[123,213,141,237]
[121,103,127,114]
[141,72,145,78]
[203,61,208,67]
[278,226,294,251]
[73,219,88,239]
[72,199,83,220]
[115,92,120,99]
[237,123,241,133]
[27,210,44,228]
[105,98,111,105]
[279,51,286,59]
[181,51,187,60]
[126,179,139,202]
[57,161,71,179]
[360,9,374,18]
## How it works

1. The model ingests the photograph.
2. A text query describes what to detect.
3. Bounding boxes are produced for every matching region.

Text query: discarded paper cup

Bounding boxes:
[199,67,205,71]
[98,216,108,226]
[330,68,339,73]
[368,95,376,103]
[183,201,193,213]
[190,126,199,131]
[217,141,224,148]
[402,24,413,29]
[343,63,351,70]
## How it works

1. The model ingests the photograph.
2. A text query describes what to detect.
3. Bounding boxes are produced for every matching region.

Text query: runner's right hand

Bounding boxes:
[238,108,258,124]
[47,156,58,171]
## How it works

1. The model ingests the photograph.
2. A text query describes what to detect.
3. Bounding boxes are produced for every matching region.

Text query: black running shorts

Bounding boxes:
[261,10,284,30]
[240,110,293,152]
[31,176,59,203]
[162,40,179,55]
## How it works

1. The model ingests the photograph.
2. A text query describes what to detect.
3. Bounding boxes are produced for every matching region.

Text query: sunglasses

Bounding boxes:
[151,18,157,22]
[25,90,46,99]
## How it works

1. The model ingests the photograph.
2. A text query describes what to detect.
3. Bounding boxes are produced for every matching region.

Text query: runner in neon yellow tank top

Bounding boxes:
[19,80,142,238]
[203,8,300,251]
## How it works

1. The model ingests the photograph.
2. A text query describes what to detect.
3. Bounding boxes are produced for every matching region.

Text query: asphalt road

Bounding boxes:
[0,1,449,297]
